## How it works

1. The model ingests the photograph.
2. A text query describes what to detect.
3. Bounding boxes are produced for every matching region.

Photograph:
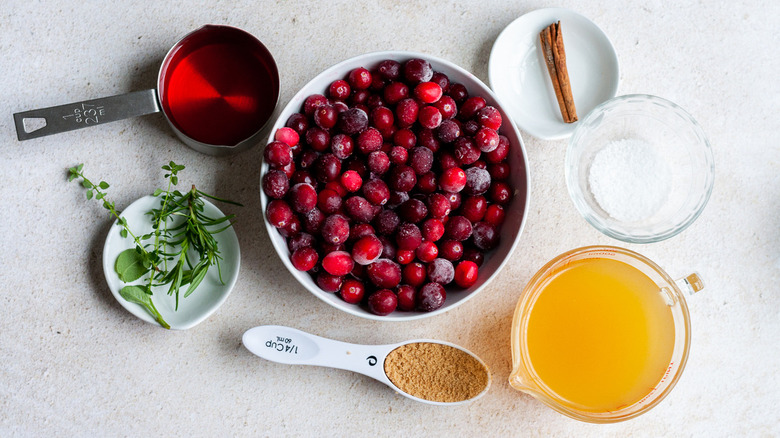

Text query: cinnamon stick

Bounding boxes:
[539,21,577,123]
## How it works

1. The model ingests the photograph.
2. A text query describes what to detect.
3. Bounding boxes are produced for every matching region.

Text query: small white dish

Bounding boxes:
[489,8,619,140]
[102,195,240,329]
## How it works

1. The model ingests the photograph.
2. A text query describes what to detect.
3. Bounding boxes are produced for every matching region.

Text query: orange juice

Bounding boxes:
[524,257,675,412]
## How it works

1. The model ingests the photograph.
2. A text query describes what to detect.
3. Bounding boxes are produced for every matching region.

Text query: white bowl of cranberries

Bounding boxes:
[260,51,530,320]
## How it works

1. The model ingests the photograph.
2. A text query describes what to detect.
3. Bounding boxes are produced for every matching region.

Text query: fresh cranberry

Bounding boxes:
[337,107,368,135]
[262,170,289,199]
[421,218,445,241]
[345,196,378,223]
[305,127,330,152]
[322,251,354,276]
[316,272,343,293]
[371,106,394,130]
[402,262,427,287]
[314,153,342,183]
[349,223,376,243]
[378,235,398,260]
[389,165,417,192]
[350,91,369,107]
[387,190,410,208]
[363,179,390,206]
[279,215,302,238]
[367,259,402,288]
[403,59,433,84]
[454,261,479,288]
[287,232,315,253]
[446,191,462,210]
[290,247,318,271]
[471,222,500,250]
[396,285,417,311]
[427,193,452,218]
[414,82,443,103]
[488,162,510,180]
[489,181,513,205]
[438,152,458,170]
[436,119,461,143]
[328,79,351,100]
[416,241,438,263]
[286,113,309,135]
[395,222,423,251]
[459,96,486,120]
[475,127,499,152]
[376,60,401,80]
[448,83,468,103]
[418,106,442,129]
[395,98,419,127]
[367,151,391,174]
[352,235,383,265]
[332,100,349,113]
[417,283,446,312]
[340,278,366,304]
[355,128,382,155]
[439,240,464,261]
[445,216,473,241]
[373,209,400,235]
[330,134,354,159]
[367,289,398,315]
[279,160,295,177]
[393,128,416,149]
[321,214,350,245]
[430,72,450,92]
[427,258,454,284]
[464,167,491,195]
[291,170,313,185]
[313,104,338,130]
[325,180,348,197]
[477,106,502,130]
[264,141,293,167]
[396,250,415,265]
[462,119,480,136]
[266,200,293,228]
[416,172,437,193]
[417,128,440,152]
[340,170,362,192]
[384,81,409,104]
[439,167,467,193]
[398,198,428,223]
[289,183,317,214]
[274,127,299,147]
[462,247,484,267]
[486,135,510,163]
[303,94,328,116]
[435,95,457,119]
[460,195,487,222]
[348,67,372,90]
[389,146,408,166]
[453,137,480,166]
[303,208,325,234]
[484,204,506,226]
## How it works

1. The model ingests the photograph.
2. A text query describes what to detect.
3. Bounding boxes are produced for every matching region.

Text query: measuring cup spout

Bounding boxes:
[508,367,541,397]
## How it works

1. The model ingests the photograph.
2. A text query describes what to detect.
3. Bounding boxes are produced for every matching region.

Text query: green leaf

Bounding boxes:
[68,172,77,182]
[153,188,164,197]
[99,181,109,189]
[77,163,84,172]
[95,192,104,200]
[82,180,93,189]
[119,285,170,329]
[115,248,150,282]
[120,229,128,238]
[171,176,178,185]
[86,190,93,200]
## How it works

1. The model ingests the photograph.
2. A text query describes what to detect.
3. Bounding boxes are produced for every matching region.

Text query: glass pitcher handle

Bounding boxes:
[675,272,704,296]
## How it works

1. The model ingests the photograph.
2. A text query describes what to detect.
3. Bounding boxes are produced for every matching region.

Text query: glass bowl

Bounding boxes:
[566,94,714,243]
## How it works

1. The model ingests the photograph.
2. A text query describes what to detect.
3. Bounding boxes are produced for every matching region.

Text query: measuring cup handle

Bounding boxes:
[13,89,160,141]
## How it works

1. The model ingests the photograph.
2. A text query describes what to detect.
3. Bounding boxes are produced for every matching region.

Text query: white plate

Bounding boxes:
[102,195,240,330]
[489,8,619,140]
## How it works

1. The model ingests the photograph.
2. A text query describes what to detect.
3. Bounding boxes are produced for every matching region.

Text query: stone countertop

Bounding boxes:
[1,0,778,436]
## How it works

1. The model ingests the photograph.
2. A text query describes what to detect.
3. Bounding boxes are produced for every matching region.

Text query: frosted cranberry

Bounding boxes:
[488,162,510,180]
[409,147,434,175]
[362,179,389,206]
[303,208,325,234]
[289,183,317,214]
[340,278,366,304]
[340,170,362,192]
[368,289,398,315]
[436,119,461,143]
[328,79,351,100]
[357,128,383,154]
[416,172,437,193]
[345,196,378,223]
[349,223,375,243]
[462,247,484,267]
[322,251,354,276]
[377,60,401,80]
[396,285,417,311]
[484,204,506,226]
[477,106,502,130]
[446,192,462,210]
[303,94,328,116]
[352,235,383,265]
[332,100,349,113]
[367,151,391,174]
[421,218,445,241]
[321,214,350,245]
[430,72,450,92]
[417,283,446,312]
[371,106,394,130]
[389,146,408,166]
[316,272,343,292]
[489,181,513,205]
[438,152,458,170]
[286,113,309,135]
[264,141,293,167]
[393,128,416,149]
[262,170,289,199]
[439,240,464,261]
[472,160,487,169]
[464,167,492,195]
[398,198,428,223]
[475,127,499,152]
[378,236,397,260]
[329,134,353,159]
[471,222,500,250]
[325,181,348,197]
[279,215,302,238]
[313,154,341,183]
[387,190,410,208]
[384,82,409,104]
[396,223,422,250]
[459,96,486,120]
[395,98,419,127]
[275,127,299,147]
[287,232,315,253]
[434,95,457,119]
[403,58,433,84]
[427,258,455,284]
[266,200,293,228]
[314,105,338,130]
[439,167,467,193]
[462,119,480,136]
[427,193,451,218]
[367,259,402,288]
[338,108,368,135]
[389,165,417,192]
[290,247,318,271]
[416,241,439,263]
[373,209,400,235]
[417,128,440,152]
[348,67,372,90]
[454,137,480,166]
[291,170,313,186]
[380,125,397,141]
[402,262,427,287]
[448,83,468,103]
[418,106,442,129]
[445,216,473,241]
[486,135,510,163]
[454,261,479,288]
[460,196,487,222]
[414,82,443,103]
[396,250,415,265]
[367,94,385,110]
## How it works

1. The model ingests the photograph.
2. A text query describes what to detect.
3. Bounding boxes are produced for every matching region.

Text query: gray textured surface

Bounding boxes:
[1,0,778,436]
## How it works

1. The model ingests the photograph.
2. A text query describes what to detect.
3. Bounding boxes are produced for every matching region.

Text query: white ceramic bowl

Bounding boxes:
[260,51,530,321]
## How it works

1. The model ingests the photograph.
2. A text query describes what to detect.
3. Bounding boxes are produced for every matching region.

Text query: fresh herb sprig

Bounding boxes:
[68,162,241,329]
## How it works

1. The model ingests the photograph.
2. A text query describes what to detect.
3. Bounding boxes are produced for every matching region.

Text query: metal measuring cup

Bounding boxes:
[13,25,280,156]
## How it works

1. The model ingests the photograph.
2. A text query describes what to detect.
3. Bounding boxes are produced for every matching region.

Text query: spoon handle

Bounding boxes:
[242,325,394,383]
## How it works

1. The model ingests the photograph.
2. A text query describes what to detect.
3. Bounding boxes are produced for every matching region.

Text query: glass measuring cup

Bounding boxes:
[509,246,703,423]
[13,25,279,156]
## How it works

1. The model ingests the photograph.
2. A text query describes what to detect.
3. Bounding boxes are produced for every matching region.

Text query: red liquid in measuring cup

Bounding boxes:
[159,27,278,146]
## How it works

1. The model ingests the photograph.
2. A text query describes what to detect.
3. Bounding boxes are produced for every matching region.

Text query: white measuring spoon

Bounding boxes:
[242,325,490,406]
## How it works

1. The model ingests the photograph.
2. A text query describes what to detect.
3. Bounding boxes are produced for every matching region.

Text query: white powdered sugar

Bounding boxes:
[588,138,671,222]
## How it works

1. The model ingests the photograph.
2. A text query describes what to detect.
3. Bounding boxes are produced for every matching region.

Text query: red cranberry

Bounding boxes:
[363,179,390,206]
[489,181,513,205]
[471,222,500,250]
[417,283,446,312]
[421,218,445,241]
[475,127,499,152]
[430,72,450,92]
[338,170,361,192]
[262,169,289,199]
[403,59,433,84]
[266,200,294,228]
[396,285,417,311]
[287,232,315,252]
[398,198,428,223]
[435,95,457,119]
[453,137,480,166]
[384,81,409,104]
[454,261,479,288]
[367,289,398,316]
[486,135,510,163]
[416,172,437,193]
[418,106,442,129]
[350,91,369,107]
[393,128,416,149]
[322,251,354,276]
[367,259,402,288]
[462,119,480,136]
[352,235,383,265]
[371,106,394,130]
[389,165,417,192]
[402,262,427,287]
[290,247,318,271]
[460,195,487,222]
[378,235,397,260]
[395,98,419,127]
[279,215,302,238]
[459,96,486,120]
[367,151,391,174]
[316,272,343,292]
[464,167,491,195]
[264,141,293,167]
[409,147,434,175]
[291,170,314,185]
[313,104,338,130]
[286,113,309,135]
[448,83,468,103]
[340,278,366,304]
[396,250,415,265]
[337,107,368,135]
[275,127,299,147]
[416,241,438,263]
[445,216,473,241]
[417,128,440,152]
[373,209,400,235]
[488,162,510,180]
[345,196,378,223]
[280,162,296,178]
[427,193,452,218]
[321,214,350,245]
[387,190,410,208]
[289,183,318,214]
[484,204,506,226]
[349,223,375,243]
[348,67,372,90]
[329,134,353,159]
[395,223,423,251]
[329,79,351,100]
[377,60,401,80]
[317,189,341,215]
[303,208,325,234]
[462,247,484,267]
[303,94,328,116]
[477,106,502,130]
[439,240,464,261]
[436,119,461,143]
[414,82,443,103]
[305,128,329,153]
[389,146,408,166]
[427,258,454,284]
[439,167,467,193]
[446,191,462,210]
[314,153,342,183]
[354,127,381,155]
[438,152,458,170]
